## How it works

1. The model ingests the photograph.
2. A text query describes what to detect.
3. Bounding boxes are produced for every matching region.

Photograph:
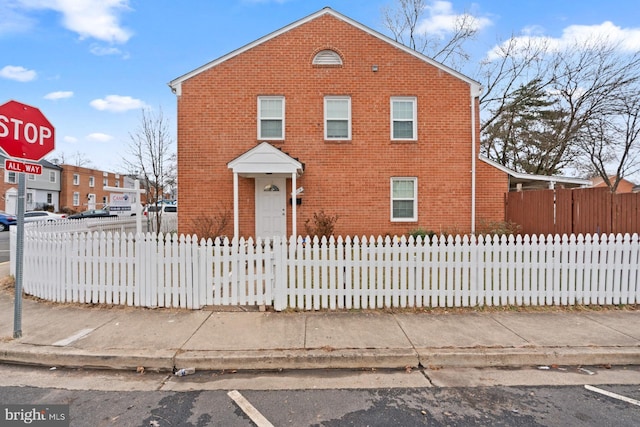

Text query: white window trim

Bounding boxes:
[324,96,352,141]
[6,171,16,184]
[390,177,418,222]
[28,174,36,181]
[73,192,80,206]
[390,97,417,141]
[49,171,56,183]
[73,174,80,185]
[257,96,285,140]
[89,176,95,187]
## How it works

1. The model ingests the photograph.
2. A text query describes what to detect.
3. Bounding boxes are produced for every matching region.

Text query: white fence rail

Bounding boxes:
[11,231,640,310]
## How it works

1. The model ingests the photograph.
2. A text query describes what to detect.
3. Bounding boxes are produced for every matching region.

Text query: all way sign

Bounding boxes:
[4,158,42,175]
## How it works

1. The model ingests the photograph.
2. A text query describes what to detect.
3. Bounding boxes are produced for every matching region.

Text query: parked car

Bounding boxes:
[143,203,177,217]
[0,211,17,231]
[24,211,67,223]
[67,209,116,219]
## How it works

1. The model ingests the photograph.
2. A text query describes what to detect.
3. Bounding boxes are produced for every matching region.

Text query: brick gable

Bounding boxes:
[173,9,507,238]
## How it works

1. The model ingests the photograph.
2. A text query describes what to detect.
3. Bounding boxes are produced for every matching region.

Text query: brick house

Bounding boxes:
[58,165,124,212]
[590,176,639,193]
[169,7,508,239]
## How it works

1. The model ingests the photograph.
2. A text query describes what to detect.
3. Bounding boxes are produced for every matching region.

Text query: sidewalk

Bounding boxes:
[1,262,639,372]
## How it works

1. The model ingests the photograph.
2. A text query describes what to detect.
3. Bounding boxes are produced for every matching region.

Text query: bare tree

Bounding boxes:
[382,0,479,69]
[48,150,93,167]
[382,3,640,182]
[124,108,176,231]
[480,37,640,178]
[578,91,640,192]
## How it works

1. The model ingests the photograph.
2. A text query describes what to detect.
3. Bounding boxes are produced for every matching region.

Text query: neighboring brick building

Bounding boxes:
[169,7,508,239]
[59,165,124,212]
[591,176,639,193]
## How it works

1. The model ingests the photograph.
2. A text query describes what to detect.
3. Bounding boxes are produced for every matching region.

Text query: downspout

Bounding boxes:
[233,172,239,239]
[470,83,482,235]
[291,172,297,239]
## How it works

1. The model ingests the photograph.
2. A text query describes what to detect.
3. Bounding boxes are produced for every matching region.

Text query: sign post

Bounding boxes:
[0,100,55,338]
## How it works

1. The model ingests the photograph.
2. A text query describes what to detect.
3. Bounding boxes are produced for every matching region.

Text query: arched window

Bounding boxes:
[264,184,280,192]
[313,50,342,66]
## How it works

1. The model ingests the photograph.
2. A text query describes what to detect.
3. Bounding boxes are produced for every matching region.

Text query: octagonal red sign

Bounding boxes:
[0,100,55,162]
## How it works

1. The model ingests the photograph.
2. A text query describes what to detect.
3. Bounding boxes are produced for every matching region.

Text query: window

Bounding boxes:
[103,178,108,186]
[73,192,80,206]
[102,196,107,205]
[391,97,417,140]
[258,96,284,140]
[28,174,35,181]
[6,172,16,184]
[391,178,417,221]
[324,96,351,140]
[89,176,95,187]
[312,50,342,66]
[115,180,120,188]
[73,174,80,185]
[47,193,52,204]
[49,171,56,183]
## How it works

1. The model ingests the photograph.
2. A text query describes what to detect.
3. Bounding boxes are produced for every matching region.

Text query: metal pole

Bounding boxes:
[13,172,25,338]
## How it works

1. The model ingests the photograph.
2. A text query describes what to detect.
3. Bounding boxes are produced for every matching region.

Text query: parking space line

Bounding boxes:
[52,328,94,346]
[585,385,640,407]
[227,390,274,427]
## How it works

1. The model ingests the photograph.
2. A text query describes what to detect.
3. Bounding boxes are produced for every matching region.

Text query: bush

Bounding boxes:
[476,219,522,236]
[190,208,231,241]
[408,228,436,240]
[304,210,338,239]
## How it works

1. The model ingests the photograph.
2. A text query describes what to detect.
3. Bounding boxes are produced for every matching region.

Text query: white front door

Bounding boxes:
[255,177,286,238]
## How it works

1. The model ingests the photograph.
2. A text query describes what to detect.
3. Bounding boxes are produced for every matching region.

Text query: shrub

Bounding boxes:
[190,208,231,241]
[408,228,436,240]
[476,219,522,236]
[304,210,339,239]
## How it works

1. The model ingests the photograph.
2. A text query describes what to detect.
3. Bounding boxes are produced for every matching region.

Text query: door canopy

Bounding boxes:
[228,142,304,177]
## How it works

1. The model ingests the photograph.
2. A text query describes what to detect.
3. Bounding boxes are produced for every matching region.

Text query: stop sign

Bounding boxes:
[0,100,55,162]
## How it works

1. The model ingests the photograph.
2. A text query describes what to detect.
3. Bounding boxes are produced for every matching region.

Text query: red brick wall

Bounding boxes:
[176,13,507,238]
[59,165,122,212]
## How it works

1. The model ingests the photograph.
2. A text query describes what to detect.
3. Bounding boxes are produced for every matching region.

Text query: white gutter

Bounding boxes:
[470,84,482,235]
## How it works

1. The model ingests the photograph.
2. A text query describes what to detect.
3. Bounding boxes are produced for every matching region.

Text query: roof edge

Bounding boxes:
[479,155,592,185]
[168,7,480,94]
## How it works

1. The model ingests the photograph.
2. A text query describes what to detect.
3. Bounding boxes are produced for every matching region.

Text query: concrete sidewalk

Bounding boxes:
[1,263,639,372]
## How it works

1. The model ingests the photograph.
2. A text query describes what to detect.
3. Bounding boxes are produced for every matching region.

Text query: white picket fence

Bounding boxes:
[12,230,640,311]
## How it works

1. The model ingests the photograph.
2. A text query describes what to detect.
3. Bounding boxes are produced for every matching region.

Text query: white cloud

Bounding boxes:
[87,132,113,142]
[0,2,35,35]
[416,1,492,38]
[487,21,640,61]
[15,0,133,43]
[90,45,121,56]
[0,65,37,82]
[44,90,73,100]
[63,135,78,143]
[90,95,147,112]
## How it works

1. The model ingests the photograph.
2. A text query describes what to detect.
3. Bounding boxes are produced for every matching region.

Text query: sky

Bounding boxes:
[1,0,639,176]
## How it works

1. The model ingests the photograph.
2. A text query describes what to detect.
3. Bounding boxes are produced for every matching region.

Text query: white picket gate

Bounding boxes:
[12,229,640,310]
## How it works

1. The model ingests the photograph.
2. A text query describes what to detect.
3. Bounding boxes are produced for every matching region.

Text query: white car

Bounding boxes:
[143,203,177,217]
[24,211,67,222]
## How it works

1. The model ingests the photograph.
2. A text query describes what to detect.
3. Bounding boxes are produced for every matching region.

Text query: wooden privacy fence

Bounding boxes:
[506,187,640,236]
[15,230,640,311]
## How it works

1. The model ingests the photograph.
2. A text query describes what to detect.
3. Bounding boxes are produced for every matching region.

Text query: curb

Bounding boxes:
[2,344,639,372]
